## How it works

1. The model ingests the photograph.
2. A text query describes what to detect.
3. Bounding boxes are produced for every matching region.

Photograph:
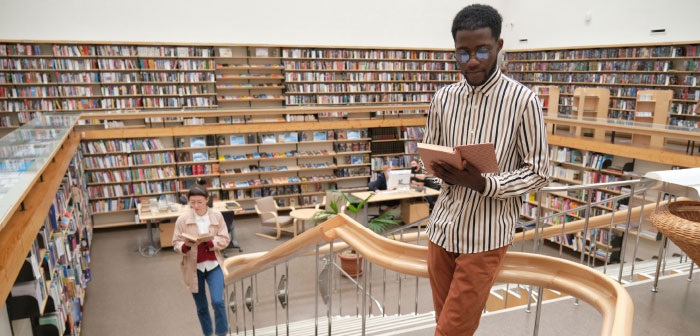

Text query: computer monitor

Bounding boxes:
[386,169,411,191]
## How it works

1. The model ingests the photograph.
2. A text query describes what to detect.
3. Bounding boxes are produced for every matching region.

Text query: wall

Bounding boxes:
[1,0,697,50]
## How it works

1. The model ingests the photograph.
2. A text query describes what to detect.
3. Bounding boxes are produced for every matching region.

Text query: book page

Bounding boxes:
[181,232,214,244]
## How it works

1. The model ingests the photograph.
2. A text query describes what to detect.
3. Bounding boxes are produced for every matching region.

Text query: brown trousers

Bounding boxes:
[428,241,509,336]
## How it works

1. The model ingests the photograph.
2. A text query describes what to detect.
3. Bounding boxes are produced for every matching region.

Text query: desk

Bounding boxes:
[289,208,320,235]
[137,201,242,257]
[351,187,440,225]
[351,187,439,204]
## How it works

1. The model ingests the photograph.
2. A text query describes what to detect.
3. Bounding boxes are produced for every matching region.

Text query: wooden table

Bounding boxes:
[289,208,320,235]
[350,187,440,224]
[351,187,440,204]
[137,201,242,257]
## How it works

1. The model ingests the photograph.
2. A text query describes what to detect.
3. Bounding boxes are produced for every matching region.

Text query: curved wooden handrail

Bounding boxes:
[223,214,633,336]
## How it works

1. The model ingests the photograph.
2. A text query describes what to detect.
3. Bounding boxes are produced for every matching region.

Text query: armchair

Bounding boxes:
[255,196,296,240]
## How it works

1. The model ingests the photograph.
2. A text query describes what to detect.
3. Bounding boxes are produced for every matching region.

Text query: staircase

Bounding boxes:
[483,257,695,313]
[248,312,437,336]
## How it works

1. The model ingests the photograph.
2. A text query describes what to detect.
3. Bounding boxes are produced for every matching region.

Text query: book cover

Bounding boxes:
[261,133,277,144]
[192,151,208,162]
[313,131,327,141]
[229,134,246,145]
[190,136,206,147]
[181,232,214,244]
[417,142,498,175]
[219,48,232,57]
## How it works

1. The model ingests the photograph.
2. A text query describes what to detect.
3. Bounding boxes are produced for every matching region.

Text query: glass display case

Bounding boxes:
[0,112,79,229]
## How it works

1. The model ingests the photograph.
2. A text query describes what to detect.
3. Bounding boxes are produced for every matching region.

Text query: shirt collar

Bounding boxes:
[464,67,502,95]
[194,209,208,219]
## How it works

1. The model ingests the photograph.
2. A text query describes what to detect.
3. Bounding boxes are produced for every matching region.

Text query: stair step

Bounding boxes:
[243,313,436,336]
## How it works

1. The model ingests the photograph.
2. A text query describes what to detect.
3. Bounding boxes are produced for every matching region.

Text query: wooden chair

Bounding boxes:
[314,190,347,214]
[255,196,295,240]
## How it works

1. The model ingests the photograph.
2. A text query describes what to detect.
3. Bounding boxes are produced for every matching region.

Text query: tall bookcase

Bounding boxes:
[281,47,460,105]
[0,41,217,132]
[572,87,610,140]
[631,89,674,147]
[214,46,284,109]
[533,85,560,116]
[523,145,641,263]
[505,42,700,131]
[1,115,92,336]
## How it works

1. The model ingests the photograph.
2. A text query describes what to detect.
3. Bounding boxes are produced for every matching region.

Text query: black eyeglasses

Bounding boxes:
[453,47,491,63]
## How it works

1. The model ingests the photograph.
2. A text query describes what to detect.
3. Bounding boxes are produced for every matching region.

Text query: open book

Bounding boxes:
[417,142,499,175]
[181,232,214,244]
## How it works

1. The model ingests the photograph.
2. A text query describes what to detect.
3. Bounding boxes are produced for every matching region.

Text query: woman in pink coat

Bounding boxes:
[173,185,230,336]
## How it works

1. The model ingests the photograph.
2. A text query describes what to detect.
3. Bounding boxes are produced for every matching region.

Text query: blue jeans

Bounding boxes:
[193,266,228,336]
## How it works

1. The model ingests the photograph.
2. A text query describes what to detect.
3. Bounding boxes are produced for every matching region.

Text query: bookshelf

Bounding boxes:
[523,145,642,262]
[572,87,610,140]
[1,115,92,336]
[282,47,460,105]
[505,41,700,132]
[533,85,560,116]
[631,89,673,147]
[81,138,178,228]
[214,46,284,110]
[0,42,217,125]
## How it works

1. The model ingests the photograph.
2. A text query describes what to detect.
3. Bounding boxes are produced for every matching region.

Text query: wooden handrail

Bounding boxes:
[223,214,633,336]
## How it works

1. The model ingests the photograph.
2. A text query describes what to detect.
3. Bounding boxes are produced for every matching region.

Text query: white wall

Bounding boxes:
[0,0,697,49]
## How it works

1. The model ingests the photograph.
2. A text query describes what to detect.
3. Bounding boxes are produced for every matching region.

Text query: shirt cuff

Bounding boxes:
[181,245,191,254]
[206,240,214,249]
[481,176,500,197]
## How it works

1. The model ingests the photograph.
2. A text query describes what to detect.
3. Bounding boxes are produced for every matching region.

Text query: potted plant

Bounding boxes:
[313,191,401,277]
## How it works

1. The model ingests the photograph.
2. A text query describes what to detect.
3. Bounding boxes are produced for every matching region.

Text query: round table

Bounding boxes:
[289,208,320,235]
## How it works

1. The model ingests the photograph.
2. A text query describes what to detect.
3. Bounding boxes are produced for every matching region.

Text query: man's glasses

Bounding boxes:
[453,47,491,63]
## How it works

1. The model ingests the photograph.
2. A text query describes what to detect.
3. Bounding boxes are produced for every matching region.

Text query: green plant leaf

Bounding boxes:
[343,192,373,213]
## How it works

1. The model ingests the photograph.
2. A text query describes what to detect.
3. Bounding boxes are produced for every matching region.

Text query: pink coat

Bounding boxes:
[172,208,231,293]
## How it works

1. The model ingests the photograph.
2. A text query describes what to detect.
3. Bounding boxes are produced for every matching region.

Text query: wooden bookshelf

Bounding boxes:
[214,46,284,111]
[533,85,560,116]
[505,41,700,132]
[572,87,610,140]
[631,89,673,147]
[282,47,460,105]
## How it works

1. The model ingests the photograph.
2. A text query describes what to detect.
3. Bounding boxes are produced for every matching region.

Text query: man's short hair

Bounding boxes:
[451,4,503,40]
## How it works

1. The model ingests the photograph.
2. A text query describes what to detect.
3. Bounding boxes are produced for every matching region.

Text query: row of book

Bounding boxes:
[282,48,453,60]
[82,139,165,154]
[283,60,457,71]
[86,180,179,199]
[510,60,672,72]
[286,93,433,105]
[33,44,215,58]
[86,167,177,184]
[91,197,137,213]
[285,72,457,82]
[286,82,444,93]
[514,72,671,85]
[506,45,695,61]
[370,155,417,170]
[228,184,302,200]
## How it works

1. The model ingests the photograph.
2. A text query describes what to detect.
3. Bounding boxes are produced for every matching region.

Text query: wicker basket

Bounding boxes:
[650,201,700,266]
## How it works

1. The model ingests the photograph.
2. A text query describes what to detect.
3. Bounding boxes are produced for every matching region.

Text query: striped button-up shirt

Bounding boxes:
[424,68,549,254]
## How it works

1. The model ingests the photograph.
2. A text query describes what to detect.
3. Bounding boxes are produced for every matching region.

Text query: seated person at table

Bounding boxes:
[368,165,391,191]
[409,160,426,187]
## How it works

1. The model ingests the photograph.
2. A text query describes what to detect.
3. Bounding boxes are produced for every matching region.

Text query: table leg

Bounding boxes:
[140,220,160,257]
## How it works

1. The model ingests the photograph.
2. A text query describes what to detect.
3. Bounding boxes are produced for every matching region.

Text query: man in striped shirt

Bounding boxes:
[423,4,549,335]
